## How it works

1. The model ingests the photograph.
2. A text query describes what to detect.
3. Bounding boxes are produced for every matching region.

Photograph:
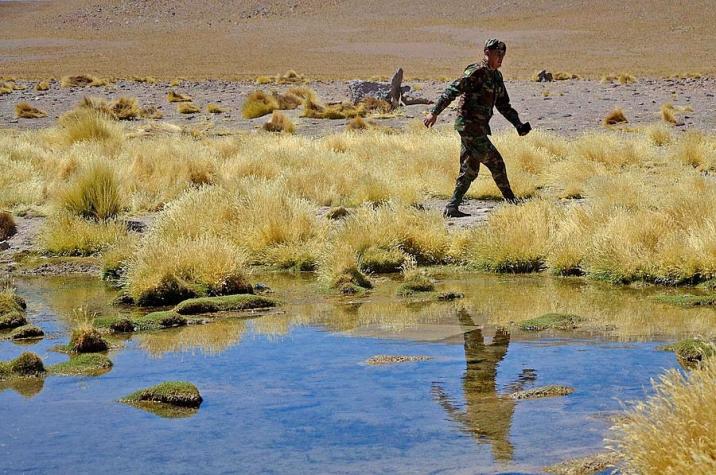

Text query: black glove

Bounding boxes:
[516,122,532,136]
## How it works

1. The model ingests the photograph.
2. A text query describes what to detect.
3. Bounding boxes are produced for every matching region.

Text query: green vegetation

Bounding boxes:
[662,338,716,367]
[0,352,45,378]
[654,293,716,307]
[518,313,584,331]
[360,247,407,274]
[174,294,277,315]
[122,381,203,417]
[9,325,44,341]
[95,311,187,332]
[510,385,575,400]
[48,353,113,376]
[396,270,435,296]
[0,288,27,330]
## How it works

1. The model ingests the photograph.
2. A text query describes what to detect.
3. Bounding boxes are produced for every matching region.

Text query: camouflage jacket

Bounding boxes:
[431,60,522,136]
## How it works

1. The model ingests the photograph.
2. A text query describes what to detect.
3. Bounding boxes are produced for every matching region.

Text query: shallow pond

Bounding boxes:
[1,273,713,474]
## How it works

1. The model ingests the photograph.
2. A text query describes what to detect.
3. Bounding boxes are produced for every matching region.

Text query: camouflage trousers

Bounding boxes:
[446,134,515,209]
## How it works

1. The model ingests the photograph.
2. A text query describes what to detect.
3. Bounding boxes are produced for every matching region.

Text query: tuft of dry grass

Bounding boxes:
[347,117,369,130]
[167,90,192,103]
[618,72,637,84]
[0,211,17,240]
[177,102,200,114]
[110,97,140,120]
[275,70,304,84]
[263,111,295,134]
[132,76,157,85]
[611,358,716,474]
[35,80,50,91]
[553,72,580,81]
[255,75,273,85]
[57,108,124,145]
[58,161,123,220]
[40,211,125,256]
[603,108,628,126]
[139,105,163,120]
[242,90,280,119]
[207,103,224,114]
[60,75,107,88]
[15,102,47,119]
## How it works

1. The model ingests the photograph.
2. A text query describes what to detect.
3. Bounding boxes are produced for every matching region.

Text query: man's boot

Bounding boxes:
[443,207,471,218]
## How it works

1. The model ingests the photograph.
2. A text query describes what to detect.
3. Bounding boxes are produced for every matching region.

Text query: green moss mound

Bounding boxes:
[510,385,575,400]
[360,247,407,274]
[0,291,27,330]
[663,338,716,367]
[69,328,109,353]
[519,313,584,331]
[49,353,113,376]
[654,293,716,307]
[0,352,45,378]
[122,381,203,417]
[174,294,277,315]
[132,311,187,330]
[135,273,253,307]
[10,325,44,341]
[396,274,435,297]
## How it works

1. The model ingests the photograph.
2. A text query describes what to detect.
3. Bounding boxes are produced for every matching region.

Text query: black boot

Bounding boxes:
[443,207,471,218]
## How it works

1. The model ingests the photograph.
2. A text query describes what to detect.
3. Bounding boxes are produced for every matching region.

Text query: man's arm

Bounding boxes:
[424,75,469,127]
[495,76,531,135]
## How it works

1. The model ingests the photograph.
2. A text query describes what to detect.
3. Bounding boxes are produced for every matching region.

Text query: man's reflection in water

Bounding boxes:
[433,310,534,462]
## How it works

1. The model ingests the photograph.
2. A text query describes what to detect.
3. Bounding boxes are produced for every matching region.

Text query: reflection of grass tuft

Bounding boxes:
[48,353,113,376]
[518,313,584,331]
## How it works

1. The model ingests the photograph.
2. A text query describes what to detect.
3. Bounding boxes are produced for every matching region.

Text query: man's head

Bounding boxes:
[484,38,506,69]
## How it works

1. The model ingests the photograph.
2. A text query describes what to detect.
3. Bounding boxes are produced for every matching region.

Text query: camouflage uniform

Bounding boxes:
[432,53,525,208]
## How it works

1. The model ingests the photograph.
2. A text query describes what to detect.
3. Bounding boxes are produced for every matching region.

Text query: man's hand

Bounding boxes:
[423,113,438,128]
[516,122,532,136]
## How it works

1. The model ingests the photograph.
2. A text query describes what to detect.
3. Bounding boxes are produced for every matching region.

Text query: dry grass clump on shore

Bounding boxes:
[58,161,123,220]
[39,211,125,256]
[207,103,224,114]
[263,111,295,134]
[167,90,192,102]
[0,211,17,240]
[177,102,200,114]
[60,75,108,88]
[603,108,628,126]
[611,358,716,474]
[35,80,50,91]
[15,102,47,119]
[241,89,314,119]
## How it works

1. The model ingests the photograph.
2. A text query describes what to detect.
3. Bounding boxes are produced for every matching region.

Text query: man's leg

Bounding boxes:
[481,139,517,202]
[445,135,482,216]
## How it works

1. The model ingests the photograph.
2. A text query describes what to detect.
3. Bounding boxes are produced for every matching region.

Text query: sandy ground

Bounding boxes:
[2,76,715,136]
[1,0,715,79]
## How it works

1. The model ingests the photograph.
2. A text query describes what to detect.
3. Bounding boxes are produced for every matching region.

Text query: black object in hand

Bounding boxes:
[517,122,532,136]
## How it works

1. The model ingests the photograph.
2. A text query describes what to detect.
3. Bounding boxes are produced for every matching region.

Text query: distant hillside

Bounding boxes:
[1,0,713,79]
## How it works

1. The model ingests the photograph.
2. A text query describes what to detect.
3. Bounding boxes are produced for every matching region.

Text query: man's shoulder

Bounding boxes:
[462,62,488,78]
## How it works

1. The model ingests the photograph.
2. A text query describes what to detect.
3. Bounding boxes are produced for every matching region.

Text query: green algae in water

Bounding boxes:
[519,313,584,332]
[48,353,113,376]
[510,385,575,400]
[174,294,277,315]
[654,293,716,307]
[121,381,202,418]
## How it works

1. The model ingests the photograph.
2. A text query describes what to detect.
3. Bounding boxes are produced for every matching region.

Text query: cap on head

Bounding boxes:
[484,38,507,53]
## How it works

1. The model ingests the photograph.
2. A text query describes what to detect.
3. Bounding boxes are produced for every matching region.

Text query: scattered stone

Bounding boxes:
[174,294,277,315]
[519,313,584,331]
[535,70,554,82]
[543,452,619,475]
[511,385,575,400]
[365,355,433,366]
[48,353,113,376]
[253,283,273,294]
[326,206,350,220]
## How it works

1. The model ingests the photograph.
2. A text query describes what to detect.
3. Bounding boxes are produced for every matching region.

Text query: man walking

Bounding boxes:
[424,39,531,217]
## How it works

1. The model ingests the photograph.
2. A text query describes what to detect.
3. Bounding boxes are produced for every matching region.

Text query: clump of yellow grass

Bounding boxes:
[603,108,628,126]
[611,357,716,474]
[35,80,50,91]
[167,90,192,103]
[275,70,304,84]
[58,161,124,220]
[40,211,125,256]
[553,72,580,81]
[207,103,224,114]
[60,75,108,88]
[57,108,124,146]
[15,102,47,119]
[177,102,200,114]
[263,111,295,134]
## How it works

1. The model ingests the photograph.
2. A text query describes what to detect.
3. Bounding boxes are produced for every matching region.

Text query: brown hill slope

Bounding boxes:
[1,0,714,79]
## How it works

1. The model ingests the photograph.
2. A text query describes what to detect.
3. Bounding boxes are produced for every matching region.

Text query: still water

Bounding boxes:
[1,273,704,474]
